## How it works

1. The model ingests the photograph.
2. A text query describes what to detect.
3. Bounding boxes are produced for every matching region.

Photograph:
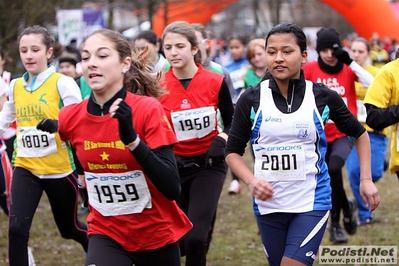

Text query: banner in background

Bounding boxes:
[57,9,105,46]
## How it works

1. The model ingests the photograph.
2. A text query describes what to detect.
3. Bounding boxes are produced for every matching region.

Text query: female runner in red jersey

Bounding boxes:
[160,21,234,266]
[40,29,193,266]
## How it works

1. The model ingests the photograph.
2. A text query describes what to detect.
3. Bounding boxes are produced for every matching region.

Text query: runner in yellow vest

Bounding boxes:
[0,25,88,265]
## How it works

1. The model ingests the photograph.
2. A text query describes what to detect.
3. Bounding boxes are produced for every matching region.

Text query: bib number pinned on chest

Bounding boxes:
[253,144,306,182]
[85,171,152,216]
[17,127,57,158]
[171,106,216,141]
[230,68,247,90]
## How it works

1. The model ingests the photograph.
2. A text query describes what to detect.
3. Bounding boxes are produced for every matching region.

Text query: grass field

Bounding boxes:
[0,150,398,265]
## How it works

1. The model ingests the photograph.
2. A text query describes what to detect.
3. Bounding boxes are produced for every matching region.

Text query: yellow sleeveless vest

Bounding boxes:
[13,73,75,174]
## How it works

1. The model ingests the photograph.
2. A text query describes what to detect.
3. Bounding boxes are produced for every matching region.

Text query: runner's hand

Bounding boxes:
[333,48,353,65]
[249,179,274,201]
[36,118,58,133]
[110,98,137,145]
[360,179,380,211]
[205,136,226,167]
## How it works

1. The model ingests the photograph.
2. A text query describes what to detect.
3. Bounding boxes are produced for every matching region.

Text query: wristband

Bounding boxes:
[127,137,140,151]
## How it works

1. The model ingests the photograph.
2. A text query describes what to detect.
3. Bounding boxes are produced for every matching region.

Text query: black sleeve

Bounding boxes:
[218,78,235,134]
[72,147,84,175]
[225,85,258,156]
[130,141,180,201]
[322,85,366,138]
[365,103,399,131]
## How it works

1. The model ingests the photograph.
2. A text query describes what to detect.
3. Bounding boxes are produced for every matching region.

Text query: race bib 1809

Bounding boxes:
[16,127,57,158]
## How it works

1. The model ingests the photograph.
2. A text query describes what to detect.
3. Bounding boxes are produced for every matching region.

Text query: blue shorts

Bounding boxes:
[256,210,329,266]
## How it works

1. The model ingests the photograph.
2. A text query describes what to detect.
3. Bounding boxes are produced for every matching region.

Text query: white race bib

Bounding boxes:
[16,127,57,158]
[171,106,216,141]
[85,171,152,216]
[356,99,367,123]
[229,68,247,90]
[253,144,306,182]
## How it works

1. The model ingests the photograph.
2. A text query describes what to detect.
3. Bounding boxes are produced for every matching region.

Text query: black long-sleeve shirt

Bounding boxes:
[365,103,399,131]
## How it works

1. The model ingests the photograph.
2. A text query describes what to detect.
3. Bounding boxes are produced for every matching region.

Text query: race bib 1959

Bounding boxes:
[253,144,306,182]
[16,127,57,158]
[171,106,216,141]
[85,171,152,216]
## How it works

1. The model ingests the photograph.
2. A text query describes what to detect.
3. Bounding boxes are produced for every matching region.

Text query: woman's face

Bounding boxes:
[59,62,76,78]
[250,45,267,70]
[19,34,52,76]
[81,34,129,94]
[318,48,338,66]
[265,33,307,83]
[350,41,369,67]
[163,32,197,70]
[228,39,246,61]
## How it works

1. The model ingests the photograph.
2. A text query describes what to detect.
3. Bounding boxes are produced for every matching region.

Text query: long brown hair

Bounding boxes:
[83,29,165,98]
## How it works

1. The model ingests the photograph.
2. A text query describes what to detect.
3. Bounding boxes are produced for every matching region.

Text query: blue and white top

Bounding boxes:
[251,80,331,215]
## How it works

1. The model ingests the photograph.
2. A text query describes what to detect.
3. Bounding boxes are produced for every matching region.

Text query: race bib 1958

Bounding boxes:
[171,106,216,141]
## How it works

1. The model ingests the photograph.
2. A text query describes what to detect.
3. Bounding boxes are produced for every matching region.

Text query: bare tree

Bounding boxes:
[291,0,353,35]
[0,0,86,73]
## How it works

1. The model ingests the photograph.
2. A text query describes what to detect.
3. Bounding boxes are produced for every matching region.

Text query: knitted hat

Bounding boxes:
[59,57,77,66]
[316,28,342,52]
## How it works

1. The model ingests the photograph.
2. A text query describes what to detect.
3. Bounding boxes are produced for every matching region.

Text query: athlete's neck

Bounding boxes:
[173,62,198,79]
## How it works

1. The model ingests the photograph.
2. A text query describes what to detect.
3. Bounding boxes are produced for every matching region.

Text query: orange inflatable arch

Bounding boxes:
[152,0,399,41]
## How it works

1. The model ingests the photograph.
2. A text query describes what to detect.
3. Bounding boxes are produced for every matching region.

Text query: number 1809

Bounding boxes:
[21,135,50,148]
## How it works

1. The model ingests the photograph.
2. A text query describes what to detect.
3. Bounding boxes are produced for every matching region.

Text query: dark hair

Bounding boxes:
[18,25,55,64]
[135,30,158,46]
[162,21,201,64]
[82,29,165,98]
[59,56,77,66]
[262,23,306,80]
[351,37,371,52]
[228,32,250,46]
[265,23,307,53]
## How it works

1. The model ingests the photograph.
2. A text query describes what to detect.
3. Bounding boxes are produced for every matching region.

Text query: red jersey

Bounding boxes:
[302,61,357,142]
[58,92,192,251]
[160,64,224,156]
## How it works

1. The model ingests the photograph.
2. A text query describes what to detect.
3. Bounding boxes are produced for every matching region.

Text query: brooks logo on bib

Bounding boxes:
[253,144,306,182]
[17,126,57,158]
[171,106,216,141]
[85,171,152,216]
